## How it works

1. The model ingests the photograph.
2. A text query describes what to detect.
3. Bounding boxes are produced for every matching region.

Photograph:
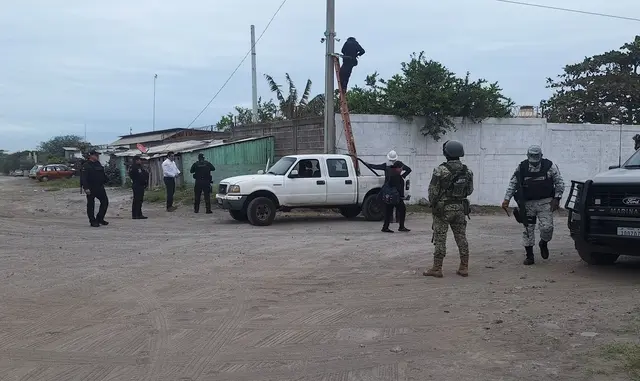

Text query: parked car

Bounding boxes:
[215,154,411,226]
[565,149,640,265]
[29,165,43,179]
[35,164,75,182]
[12,170,25,177]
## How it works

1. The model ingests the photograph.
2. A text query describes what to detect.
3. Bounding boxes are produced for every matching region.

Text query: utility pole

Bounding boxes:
[84,123,87,141]
[153,74,157,131]
[250,25,259,123]
[323,0,336,153]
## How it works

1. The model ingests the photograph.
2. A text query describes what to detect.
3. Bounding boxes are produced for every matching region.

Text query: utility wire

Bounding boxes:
[186,0,288,128]
[495,0,640,22]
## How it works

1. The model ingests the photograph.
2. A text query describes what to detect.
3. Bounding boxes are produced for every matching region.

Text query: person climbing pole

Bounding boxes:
[339,37,365,91]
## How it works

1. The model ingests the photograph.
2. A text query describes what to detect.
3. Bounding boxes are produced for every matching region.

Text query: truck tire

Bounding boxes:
[578,248,619,265]
[247,197,276,226]
[229,209,248,222]
[340,206,362,219]
[362,194,384,221]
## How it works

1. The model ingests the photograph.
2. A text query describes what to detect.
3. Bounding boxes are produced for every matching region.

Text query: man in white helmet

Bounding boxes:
[364,150,412,232]
[502,145,564,265]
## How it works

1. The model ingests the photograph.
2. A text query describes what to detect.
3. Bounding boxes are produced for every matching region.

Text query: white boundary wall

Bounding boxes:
[335,115,640,206]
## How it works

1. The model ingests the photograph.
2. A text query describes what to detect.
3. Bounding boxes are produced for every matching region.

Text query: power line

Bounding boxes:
[495,0,640,22]
[186,0,288,128]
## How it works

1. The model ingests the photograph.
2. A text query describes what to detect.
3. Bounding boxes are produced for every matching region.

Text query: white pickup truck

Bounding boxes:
[215,154,410,226]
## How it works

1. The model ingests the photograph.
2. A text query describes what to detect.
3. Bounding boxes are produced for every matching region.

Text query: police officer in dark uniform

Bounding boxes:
[81,150,109,227]
[129,155,149,219]
[190,153,215,214]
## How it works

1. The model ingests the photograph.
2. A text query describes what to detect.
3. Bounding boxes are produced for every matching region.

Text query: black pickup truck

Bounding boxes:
[565,149,640,265]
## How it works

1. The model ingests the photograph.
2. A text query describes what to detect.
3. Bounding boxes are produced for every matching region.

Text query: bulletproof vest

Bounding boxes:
[520,159,554,200]
[442,162,469,200]
[193,161,212,181]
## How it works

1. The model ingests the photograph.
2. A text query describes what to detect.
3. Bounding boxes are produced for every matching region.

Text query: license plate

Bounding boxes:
[617,227,640,237]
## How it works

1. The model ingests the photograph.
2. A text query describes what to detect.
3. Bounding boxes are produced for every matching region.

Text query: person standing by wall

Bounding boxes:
[129,155,149,219]
[190,153,215,214]
[81,150,109,227]
[162,151,180,212]
[424,140,473,278]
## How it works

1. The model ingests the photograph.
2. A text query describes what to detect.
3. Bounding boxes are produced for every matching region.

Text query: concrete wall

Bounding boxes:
[336,114,640,206]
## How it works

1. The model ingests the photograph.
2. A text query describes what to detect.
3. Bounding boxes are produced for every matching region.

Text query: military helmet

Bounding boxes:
[442,140,464,158]
[527,145,542,163]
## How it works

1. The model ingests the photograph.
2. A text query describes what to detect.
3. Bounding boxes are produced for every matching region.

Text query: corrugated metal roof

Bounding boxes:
[111,131,181,146]
[180,136,271,153]
[114,139,222,158]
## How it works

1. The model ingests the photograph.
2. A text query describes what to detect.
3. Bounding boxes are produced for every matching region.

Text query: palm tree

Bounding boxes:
[264,73,323,119]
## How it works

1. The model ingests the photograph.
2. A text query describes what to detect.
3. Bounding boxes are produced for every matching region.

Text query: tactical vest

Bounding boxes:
[442,162,470,200]
[520,159,554,200]
[193,161,212,182]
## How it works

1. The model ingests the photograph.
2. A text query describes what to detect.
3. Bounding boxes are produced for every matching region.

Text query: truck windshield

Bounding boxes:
[623,150,640,168]
[266,157,296,175]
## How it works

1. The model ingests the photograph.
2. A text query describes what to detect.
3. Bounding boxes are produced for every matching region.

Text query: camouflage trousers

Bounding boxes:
[522,198,554,247]
[433,207,469,260]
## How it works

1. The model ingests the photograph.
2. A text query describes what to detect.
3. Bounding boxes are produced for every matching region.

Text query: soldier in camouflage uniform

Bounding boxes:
[501,145,564,265]
[424,140,474,278]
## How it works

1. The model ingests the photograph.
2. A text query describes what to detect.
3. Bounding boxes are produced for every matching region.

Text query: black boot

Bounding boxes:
[539,240,549,259]
[523,246,535,265]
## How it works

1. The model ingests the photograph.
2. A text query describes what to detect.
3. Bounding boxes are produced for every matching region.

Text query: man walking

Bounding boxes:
[129,155,149,219]
[190,153,215,214]
[339,37,365,91]
[502,145,564,265]
[81,150,109,227]
[424,140,474,278]
[162,151,180,212]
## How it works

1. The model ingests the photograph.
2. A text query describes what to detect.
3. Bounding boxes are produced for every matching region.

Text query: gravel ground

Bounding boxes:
[0,176,639,381]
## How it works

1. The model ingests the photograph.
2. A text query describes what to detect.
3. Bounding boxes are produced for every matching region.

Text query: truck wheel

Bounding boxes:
[340,206,362,219]
[578,249,619,265]
[362,194,384,221]
[247,197,276,226]
[229,209,248,222]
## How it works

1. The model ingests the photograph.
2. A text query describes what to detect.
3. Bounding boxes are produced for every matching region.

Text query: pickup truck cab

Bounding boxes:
[565,149,640,265]
[215,154,410,226]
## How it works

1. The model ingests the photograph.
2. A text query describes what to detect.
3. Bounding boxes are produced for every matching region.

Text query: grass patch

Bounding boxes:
[37,177,80,192]
[144,186,195,205]
[601,342,640,380]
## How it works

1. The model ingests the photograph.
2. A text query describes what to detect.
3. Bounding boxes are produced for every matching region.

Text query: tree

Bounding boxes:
[215,98,281,131]
[38,135,91,161]
[264,73,324,119]
[340,52,514,140]
[541,35,640,124]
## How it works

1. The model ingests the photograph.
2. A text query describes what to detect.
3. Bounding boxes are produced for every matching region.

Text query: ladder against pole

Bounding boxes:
[332,55,358,173]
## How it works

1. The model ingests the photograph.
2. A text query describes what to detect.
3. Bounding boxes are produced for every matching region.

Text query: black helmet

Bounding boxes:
[443,140,464,158]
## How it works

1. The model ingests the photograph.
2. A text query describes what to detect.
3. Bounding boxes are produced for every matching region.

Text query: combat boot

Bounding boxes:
[523,246,535,265]
[423,257,444,278]
[539,240,549,259]
[457,257,469,277]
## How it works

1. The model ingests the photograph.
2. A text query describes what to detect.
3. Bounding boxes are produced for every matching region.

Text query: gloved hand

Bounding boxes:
[551,198,560,211]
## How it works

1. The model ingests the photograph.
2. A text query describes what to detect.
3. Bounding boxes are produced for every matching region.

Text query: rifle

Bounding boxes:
[512,168,535,229]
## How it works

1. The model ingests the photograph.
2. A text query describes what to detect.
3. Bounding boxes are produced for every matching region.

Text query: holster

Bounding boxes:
[513,206,536,227]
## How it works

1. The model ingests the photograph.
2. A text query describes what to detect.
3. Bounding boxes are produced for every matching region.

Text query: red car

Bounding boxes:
[36,164,74,182]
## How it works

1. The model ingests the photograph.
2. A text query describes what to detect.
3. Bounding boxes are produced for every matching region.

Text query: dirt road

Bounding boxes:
[0,176,639,380]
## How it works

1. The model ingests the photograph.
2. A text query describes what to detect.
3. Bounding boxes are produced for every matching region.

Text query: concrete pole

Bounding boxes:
[153,74,157,131]
[250,25,259,123]
[323,0,336,153]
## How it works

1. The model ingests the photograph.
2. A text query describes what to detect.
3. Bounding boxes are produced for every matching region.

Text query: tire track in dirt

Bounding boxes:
[178,295,247,380]
[126,286,169,381]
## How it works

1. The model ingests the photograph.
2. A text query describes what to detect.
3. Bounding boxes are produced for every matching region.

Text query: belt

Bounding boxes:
[443,200,465,205]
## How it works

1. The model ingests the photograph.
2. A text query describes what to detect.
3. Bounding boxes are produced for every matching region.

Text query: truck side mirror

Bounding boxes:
[289,169,299,178]
[609,165,620,170]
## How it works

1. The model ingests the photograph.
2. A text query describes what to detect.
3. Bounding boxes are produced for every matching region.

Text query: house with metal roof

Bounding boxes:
[110,128,227,149]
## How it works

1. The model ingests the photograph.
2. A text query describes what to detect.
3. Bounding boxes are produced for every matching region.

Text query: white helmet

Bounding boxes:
[386,150,398,162]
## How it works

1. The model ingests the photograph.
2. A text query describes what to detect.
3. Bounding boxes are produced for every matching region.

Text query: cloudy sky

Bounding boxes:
[1,0,639,151]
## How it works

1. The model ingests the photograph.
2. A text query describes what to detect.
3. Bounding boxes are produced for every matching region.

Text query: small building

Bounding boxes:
[62,147,83,161]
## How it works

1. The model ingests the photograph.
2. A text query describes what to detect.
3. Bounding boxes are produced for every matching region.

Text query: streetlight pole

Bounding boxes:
[153,74,157,131]
[250,25,259,123]
[323,0,336,154]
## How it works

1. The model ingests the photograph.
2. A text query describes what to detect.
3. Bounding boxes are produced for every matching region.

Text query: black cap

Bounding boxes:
[198,153,204,159]
[89,150,99,156]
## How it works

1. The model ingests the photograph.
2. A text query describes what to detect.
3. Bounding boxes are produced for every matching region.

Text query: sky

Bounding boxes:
[1,0,639,151]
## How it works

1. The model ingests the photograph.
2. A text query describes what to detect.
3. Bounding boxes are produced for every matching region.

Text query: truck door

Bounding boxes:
[284,158,328,205]
[325,158,357,205]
